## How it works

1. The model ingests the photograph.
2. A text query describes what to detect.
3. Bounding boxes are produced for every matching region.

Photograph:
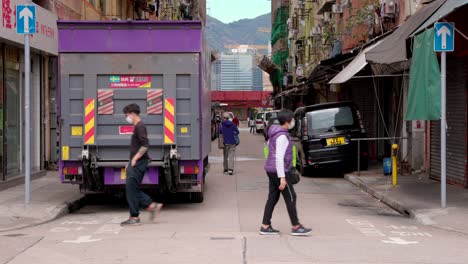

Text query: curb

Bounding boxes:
[346,174,468,236]
[344,174,414,218]
[0,194,85,233]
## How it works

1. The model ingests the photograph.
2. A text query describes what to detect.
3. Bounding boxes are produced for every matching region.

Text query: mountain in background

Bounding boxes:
[206,13,271,53]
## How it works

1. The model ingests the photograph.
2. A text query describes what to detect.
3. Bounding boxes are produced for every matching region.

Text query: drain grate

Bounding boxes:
[337,202,371,208]
[210,237,235,241]
[4,233,27,237]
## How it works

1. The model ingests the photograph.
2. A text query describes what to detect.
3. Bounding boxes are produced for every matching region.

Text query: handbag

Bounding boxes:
[233,131,240,145]
[287,166,301,184]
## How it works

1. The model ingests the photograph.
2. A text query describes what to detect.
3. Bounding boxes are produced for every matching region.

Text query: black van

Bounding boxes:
[291,102,369,175]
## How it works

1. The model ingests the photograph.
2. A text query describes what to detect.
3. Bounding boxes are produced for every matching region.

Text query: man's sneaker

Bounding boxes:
[147,203,163,221]
[228,170,234,175]
[291,225,312,236]
[259,226,280,235]
[120,218,141,226]
[224,170,228,175]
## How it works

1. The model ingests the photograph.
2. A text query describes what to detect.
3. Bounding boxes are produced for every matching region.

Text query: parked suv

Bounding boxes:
[291,102,368,175]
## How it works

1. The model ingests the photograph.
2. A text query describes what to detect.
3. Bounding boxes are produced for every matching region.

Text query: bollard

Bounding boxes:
[392,144,398,186]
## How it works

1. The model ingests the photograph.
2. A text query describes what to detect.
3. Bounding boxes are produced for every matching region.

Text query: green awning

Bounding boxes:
[405,28,441,121]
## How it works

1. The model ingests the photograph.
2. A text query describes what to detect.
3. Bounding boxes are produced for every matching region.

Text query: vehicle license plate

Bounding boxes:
[326,137,345,146]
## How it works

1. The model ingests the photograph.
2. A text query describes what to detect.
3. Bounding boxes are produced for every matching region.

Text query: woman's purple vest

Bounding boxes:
[264,125,293,173]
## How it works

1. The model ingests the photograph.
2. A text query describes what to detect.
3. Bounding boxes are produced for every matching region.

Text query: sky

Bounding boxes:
[207,0,271,24]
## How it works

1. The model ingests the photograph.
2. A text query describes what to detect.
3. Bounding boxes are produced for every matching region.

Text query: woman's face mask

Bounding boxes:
[288,119,295,130]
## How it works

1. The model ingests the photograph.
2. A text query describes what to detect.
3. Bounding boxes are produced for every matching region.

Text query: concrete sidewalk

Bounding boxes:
[345,172,468,234]
[0,172,83,232]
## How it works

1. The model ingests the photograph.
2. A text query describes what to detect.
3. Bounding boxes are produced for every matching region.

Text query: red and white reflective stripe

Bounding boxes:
[147,89,163,115]
[98,90,114,115]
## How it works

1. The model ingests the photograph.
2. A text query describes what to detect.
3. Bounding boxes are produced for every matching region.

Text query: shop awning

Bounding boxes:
[411,0,468,36]
[366,0,446,65]
[328,42,381,84]
[307,53,355,84]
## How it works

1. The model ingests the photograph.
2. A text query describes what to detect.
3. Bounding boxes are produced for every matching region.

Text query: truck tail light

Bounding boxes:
[256,121,263,124]
[180,166,199,174]
[63,167,82,175]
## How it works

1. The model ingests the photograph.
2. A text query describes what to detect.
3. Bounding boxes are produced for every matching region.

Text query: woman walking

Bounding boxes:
[260,109,312,236]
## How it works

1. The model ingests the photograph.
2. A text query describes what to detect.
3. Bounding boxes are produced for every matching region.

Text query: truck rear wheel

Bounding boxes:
[190,191,204,203]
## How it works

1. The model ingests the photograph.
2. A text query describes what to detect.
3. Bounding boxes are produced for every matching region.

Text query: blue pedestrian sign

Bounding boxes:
[16,5,36,34]
[434,22,454,52]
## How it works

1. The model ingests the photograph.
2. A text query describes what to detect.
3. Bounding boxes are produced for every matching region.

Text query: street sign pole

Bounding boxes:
[434,22,453,208]
[25,33,31,204]
[440,51,446,208]
[17,4,36,204]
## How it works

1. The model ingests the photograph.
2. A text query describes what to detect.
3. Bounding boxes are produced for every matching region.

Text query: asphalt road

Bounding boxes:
[2,129,468,264]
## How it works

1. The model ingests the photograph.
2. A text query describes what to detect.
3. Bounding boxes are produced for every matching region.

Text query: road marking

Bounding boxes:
[63,236,102,244]
[356,227,386,237]
[386,225,418,230]
[390,231,432,237]
[381,237,419,245]
[346,219,386,237]
[50,227,85,233]
[60,220,100,225]
[346,219,426,245]
[95,224,123,235]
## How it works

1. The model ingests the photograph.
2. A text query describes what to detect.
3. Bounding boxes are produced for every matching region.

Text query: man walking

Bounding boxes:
[220,112,239,175]
[121,103,162,226]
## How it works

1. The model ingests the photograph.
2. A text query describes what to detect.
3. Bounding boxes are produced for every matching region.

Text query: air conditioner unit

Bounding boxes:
[310,27,321,36]
[323,12,331,22]
[332,4,343,14]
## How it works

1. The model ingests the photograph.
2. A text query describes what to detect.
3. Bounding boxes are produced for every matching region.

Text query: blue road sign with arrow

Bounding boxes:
[434,22,454,52]
[16,5,36,34]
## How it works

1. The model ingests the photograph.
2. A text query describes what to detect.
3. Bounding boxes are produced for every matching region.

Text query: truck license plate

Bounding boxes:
[326,137,345,146]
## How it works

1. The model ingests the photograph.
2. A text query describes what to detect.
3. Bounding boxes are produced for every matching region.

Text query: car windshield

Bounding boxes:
[256,113,264,119]
[306,106,355,135]
[266,112,278,121]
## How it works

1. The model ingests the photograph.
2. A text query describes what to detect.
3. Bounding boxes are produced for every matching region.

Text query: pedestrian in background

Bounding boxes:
[121,104,162,226]
[260,109,312,236]
[249,117,256,134]
[220,112,239,175]
[232,116,240,127]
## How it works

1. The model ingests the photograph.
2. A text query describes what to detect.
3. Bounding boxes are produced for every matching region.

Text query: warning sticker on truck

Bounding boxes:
[98,90,114,115]
[62,146,70,161]
[71,126,83,136]
[147,89,163,114]
[119,126,135,135]
[109,75,151,88]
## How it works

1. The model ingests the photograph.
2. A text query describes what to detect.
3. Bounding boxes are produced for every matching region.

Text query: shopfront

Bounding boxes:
[0,0,58,181]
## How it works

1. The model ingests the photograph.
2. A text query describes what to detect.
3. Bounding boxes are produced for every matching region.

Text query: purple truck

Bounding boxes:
[57,21,211,202]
